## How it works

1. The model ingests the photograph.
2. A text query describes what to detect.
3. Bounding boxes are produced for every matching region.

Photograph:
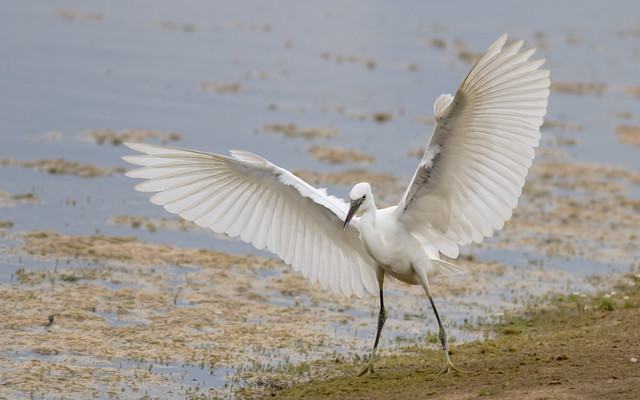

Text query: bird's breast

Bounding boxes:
[360,225,421,285]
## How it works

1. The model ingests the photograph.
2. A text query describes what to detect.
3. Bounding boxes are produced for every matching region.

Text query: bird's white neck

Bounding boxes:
[360,205,376,225]
[359,199,384,254]
[359,193,377,223]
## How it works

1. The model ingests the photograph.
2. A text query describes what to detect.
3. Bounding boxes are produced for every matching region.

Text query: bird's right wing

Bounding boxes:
[123,143,378,297]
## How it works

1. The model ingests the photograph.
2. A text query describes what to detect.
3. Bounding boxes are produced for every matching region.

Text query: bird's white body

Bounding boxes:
[358,204,422,285]
[348,183,462,286]
[362,207,418,283]
[123,34,550,373]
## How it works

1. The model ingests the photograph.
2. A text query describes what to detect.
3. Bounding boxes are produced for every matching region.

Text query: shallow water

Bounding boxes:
[2,1,640,396]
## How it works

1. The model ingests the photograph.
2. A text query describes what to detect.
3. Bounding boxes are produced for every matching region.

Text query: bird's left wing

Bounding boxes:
[122,142,378,297]
[397,34,550,258]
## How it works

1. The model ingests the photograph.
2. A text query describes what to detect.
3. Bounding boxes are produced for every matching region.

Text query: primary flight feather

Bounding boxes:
[123,33,550,374]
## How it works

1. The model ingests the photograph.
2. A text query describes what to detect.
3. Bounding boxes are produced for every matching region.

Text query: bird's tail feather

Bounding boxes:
[431,258,465,276]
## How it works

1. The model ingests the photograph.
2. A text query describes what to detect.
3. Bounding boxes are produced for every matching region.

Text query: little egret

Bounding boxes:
[123,34,549,375]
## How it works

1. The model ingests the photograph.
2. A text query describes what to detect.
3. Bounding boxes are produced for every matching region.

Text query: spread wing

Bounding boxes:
[397,34,550,258]
[123,142,378,297]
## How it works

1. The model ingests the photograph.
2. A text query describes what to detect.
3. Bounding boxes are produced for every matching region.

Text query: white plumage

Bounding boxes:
[124,144,379,297]
[123,34,549,374]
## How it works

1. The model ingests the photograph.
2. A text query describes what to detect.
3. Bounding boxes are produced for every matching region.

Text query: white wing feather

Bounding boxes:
[398,34,550,257]
[123,142,378,297]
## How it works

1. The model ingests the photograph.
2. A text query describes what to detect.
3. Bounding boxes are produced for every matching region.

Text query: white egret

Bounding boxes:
[123,34,549,375]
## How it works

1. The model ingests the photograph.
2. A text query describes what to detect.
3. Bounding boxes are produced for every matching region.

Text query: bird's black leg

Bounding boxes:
[358,268,386,376]
[427,294,460,373]
[414,263,461,374]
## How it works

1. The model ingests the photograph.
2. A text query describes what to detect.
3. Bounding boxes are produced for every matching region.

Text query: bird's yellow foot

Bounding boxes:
[357,358,376,376]
[437,361,463,374]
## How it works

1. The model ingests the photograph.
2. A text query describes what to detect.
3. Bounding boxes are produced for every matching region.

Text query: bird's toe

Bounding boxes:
[357,362,376,376]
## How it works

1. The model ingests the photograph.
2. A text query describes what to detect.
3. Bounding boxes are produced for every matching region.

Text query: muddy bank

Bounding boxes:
[252,274,640,399]
[84,128,182,146]
[0,158,124,178]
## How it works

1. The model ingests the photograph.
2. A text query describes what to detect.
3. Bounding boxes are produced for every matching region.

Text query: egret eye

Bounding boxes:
[362,195,366,200]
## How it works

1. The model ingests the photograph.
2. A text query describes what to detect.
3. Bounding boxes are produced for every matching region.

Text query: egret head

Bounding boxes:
[343,182,371,230]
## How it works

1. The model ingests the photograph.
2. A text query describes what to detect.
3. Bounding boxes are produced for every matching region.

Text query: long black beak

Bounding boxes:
[343,198,364,230]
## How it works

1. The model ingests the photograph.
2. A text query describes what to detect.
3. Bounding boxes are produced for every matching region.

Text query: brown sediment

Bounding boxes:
[424,37,446,48]
[418,37,481,63]
[412,115,436,125]
[53,9,103,21]
[261,123,338,139]
[307,146,375,165]
[111,215,204,233]
[320,105,394,123]
[457,51,483,63]
[245,70,267,79]
[371,112,393,123]
[158,21,201,32]
[616,111,634,119]
[545,136,578,147]
[233,23,273,32]
[84,128,182,146]
[531,159,640,189]
[320,53,376,69]
[0,158,124,178]
[622,85,640,97]
[404,63,420,71]
[533,30,550,50]
[0,191,41,207]
[541,120,583,131]
[489,159,640,264]
[614,125,640,146]
[200,82,242,93]
[406,148,424,159]
[550,81,607,95]
[34,131,63,142]
[13,230,261,268]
